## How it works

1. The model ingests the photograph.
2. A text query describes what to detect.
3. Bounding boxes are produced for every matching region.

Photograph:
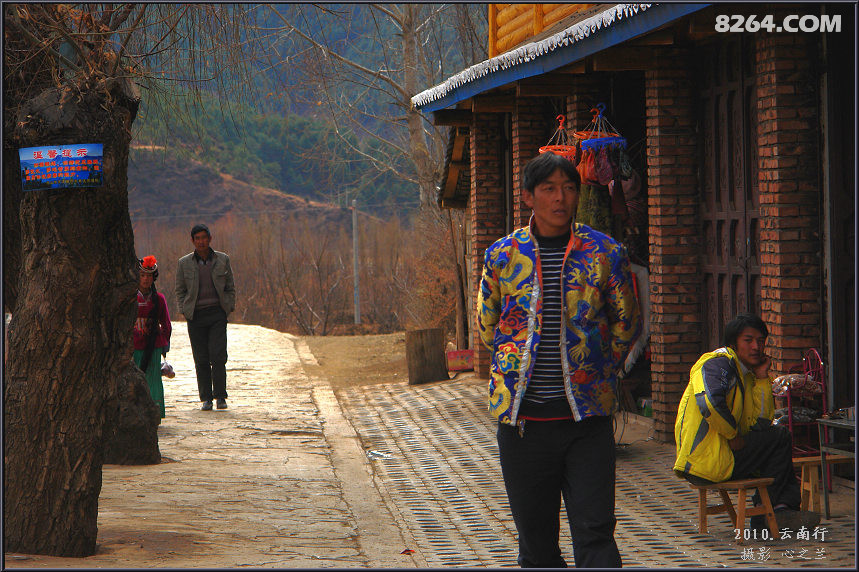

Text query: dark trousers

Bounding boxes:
[683,426,801,510]
[497,415,622,569]
[187,306,228,402]
[733,425,801,509]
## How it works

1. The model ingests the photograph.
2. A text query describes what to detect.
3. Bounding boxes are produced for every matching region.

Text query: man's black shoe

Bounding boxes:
[774,508,820,531]
[749,514,767,532]
[201,400,213,411]
[216,398,228,409]
[749,508,819,537]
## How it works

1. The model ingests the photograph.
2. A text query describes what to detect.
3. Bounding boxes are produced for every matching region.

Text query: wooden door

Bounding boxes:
[697,36,760,351]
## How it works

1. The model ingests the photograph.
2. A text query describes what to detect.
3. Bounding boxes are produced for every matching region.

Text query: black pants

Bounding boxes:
[684,426,801,509]
[188,306,228,402]
[733,425,801,509]
[497,415,622,569]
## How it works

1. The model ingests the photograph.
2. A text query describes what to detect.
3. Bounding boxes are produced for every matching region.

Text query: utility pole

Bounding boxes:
[352,199,361,324]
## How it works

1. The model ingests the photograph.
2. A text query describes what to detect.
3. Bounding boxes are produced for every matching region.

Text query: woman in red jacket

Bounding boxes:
[134,255,172,420]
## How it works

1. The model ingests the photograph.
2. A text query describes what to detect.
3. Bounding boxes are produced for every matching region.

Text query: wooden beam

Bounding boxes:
[687,9,719,41]
[591,48,655,71]
[556,60,589,75]
[432,109,472,126]
[440,197,468,209]
[451,131,467,161]
[533,4,544,36]
[472,94,515,113]
[442,162,467,196]
[629,28,675,46]
[517,74,578,97]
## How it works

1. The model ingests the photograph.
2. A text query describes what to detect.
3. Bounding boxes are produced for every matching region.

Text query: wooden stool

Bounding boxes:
[792,454,852,512]
[688,477,778,544]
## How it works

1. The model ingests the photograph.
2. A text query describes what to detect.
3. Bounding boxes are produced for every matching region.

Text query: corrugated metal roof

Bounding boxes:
[412,3,710,112]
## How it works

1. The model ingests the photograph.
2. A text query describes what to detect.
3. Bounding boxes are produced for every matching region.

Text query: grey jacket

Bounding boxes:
[175,249,236,320]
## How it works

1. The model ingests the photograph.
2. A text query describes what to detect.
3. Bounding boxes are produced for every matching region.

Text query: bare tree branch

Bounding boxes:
[107,3,135,33]
[264,5,408,100]
[6,7,82,74]
[112,4,147,76]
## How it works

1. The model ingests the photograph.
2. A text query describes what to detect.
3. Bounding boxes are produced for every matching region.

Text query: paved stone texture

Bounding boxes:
[340,376,855,568]
[5,324,418,569]
[4,323,855,568]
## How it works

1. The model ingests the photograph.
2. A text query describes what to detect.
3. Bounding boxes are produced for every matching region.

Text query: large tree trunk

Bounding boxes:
[3,144,23,311]
[445,210,469,350]
[3,79,154,556]
[401,5,439,208]
[454,260,468,350]
[103,360,162,465]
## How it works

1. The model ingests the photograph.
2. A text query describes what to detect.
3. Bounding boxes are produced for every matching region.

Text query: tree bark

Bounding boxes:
[405,328,450,385]
[103,360,162,465]
[445,210,469,350]
[3,79,153,556]
[3,147,23,311]
[401,5,440,208]
[454,260,468,350]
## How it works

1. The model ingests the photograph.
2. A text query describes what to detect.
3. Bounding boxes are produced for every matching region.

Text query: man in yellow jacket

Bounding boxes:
[674,313,818,532]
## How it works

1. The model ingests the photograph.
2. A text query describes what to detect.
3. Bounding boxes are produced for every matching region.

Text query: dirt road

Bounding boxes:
[4,323,418,568]
[5,324,855,568]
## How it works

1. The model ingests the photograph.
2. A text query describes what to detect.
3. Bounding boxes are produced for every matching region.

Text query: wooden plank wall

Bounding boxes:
[488,4,596,57]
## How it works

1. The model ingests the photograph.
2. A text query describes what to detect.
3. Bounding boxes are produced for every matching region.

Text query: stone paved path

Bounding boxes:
[4,323,417,568]
[4,323,855,569]
[338,376,856,569]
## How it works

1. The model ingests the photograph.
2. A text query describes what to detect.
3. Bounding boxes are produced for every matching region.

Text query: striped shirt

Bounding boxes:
[519,231,573,419]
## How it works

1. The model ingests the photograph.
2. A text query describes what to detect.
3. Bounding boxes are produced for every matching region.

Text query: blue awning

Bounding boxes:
[413,3,711,113]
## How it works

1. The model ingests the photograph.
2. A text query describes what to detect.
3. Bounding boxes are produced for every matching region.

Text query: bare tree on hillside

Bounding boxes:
[3,4,261,556]
[262,3,485,206]
[260,3,485,346]
[276,217,350,335]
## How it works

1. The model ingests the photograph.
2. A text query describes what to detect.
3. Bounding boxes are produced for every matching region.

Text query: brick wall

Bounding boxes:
[470,113,508,378]
[645,48,702,444]
[566,75,608,133]
[512,98,553,228]
[756,32,822,374]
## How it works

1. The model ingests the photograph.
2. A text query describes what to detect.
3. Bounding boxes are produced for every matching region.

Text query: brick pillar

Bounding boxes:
[756,33,821,373]
[470,113,507,378]
[566,75,608,132]
[645,48,701,444]
[512,98,553,228]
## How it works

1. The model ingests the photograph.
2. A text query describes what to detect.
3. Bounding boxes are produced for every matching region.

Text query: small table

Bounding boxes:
[817,417,855,518]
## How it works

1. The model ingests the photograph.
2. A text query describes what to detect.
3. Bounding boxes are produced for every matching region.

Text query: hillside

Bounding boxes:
[131,94,419,218]
[127,146,353,228]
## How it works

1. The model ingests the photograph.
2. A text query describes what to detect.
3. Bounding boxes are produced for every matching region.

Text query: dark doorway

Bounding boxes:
[822,19,855,408]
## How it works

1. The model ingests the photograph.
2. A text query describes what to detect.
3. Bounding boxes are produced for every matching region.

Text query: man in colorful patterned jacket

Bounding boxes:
[477,151,641,568]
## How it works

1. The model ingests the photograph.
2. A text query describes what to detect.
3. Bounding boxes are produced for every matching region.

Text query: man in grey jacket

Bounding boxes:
[175,223,236,411]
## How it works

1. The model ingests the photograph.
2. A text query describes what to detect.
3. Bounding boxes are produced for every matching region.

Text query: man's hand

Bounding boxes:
[753,355,772,379]
[728,435,745,451]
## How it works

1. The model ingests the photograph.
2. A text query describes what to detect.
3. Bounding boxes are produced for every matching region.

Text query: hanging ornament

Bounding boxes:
[538,115,577,162]
[573,103,626,152]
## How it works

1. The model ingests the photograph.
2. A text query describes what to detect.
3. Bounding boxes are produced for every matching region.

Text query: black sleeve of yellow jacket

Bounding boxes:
[699,355,741,436]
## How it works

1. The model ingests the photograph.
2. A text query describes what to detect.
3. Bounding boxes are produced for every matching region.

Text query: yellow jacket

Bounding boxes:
[673,347,775,482]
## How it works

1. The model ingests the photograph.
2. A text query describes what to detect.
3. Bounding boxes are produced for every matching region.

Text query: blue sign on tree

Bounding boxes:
[18,144,104,191]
